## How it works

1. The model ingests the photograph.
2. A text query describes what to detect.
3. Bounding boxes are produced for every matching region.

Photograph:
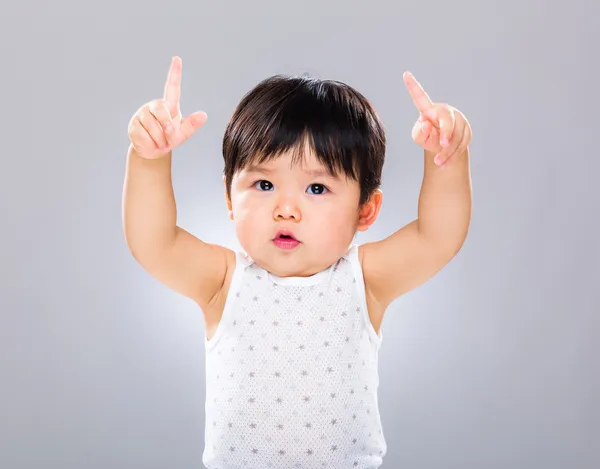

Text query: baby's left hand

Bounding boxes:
[403,71,472,167]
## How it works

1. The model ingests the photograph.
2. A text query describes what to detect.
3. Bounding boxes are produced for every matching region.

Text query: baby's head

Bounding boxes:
[222,74,386,278]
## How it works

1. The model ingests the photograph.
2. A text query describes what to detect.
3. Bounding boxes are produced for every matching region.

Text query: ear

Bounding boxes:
[223,175,234,220]
[356,189,383,232]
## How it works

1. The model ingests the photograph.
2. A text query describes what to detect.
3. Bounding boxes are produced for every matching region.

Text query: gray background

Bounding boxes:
[1,1,598,468]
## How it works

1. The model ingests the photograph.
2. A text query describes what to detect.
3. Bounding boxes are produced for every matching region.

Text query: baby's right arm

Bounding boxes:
[122,56,231,310]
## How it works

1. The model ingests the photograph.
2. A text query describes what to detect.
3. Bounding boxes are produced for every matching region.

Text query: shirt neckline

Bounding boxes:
[266,261,336,286]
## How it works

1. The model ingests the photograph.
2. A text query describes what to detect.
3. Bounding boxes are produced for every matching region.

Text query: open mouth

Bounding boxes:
[274,230,299,242]
[273,231,300,249]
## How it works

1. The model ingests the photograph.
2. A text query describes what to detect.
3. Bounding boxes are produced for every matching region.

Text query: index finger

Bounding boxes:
[164,56,182,106]
[403,72,434,114]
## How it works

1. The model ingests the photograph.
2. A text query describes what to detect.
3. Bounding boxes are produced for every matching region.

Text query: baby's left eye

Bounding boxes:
[307,184,328,195]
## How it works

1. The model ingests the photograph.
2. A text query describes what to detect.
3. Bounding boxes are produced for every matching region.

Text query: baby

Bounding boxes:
[123,56,472,469]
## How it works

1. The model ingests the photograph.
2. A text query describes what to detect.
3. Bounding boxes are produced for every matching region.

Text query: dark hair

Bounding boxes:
[222,74,386,206]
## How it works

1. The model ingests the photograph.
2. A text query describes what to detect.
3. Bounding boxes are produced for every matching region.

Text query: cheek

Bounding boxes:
[316,204,355,234]
[233,197,265,233]
[232,192,253,219]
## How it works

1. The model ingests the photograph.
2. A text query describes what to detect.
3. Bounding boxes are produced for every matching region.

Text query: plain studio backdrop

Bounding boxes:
[0,1,598,468]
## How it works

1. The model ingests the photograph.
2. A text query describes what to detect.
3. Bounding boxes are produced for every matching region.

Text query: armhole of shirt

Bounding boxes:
[345,244,383,348]
[204,250,249,351]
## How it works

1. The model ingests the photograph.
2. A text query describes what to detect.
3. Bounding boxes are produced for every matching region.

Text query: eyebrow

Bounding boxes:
[245,164,336,179]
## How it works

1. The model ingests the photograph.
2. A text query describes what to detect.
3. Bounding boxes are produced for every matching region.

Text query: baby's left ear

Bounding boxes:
[356,189,383,231]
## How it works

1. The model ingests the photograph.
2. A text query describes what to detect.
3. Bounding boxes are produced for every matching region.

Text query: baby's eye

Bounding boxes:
[254,180,273,191]
[253,181,329,195]
[307,184,328,195]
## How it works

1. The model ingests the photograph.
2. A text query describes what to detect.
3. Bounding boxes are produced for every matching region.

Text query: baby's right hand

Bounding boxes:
[127,56,208,160]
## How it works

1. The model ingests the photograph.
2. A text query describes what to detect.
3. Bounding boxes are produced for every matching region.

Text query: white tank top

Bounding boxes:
[203,244,386,469]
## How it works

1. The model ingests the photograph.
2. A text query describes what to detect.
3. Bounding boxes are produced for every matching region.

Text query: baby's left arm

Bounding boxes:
[360,72,472,309]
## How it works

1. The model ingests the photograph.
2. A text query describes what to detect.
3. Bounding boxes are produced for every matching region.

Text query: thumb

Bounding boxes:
[179,111,208,141]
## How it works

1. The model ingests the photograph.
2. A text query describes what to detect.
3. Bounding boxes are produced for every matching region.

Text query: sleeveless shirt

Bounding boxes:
[203,243,386,469]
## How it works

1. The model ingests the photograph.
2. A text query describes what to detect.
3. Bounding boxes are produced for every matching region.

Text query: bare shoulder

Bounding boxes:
[141,226,236,311]
[357,241,391,310]
[205,245,237,309]
[358,220,458,308]
[202,245,237,341]
[357,243,389,336]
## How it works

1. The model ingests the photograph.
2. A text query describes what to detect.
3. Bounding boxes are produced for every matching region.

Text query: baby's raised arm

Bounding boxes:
[122,57,231,310]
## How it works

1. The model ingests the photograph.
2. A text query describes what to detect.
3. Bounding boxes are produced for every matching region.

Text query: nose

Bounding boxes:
[273,193,301,221]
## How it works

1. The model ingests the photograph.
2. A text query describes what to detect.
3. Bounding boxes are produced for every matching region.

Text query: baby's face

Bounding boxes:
[227,150,363,278]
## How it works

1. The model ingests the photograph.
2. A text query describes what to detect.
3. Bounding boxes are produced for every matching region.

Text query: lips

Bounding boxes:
[274,229,299,242]
[273,229,301,250]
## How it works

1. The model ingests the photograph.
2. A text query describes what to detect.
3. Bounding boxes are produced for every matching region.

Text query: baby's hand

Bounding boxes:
[127,56,208,160]
[404,71,471,168]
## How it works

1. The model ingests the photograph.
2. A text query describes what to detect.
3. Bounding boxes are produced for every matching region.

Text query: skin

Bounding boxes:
[127,56,472,323]
[224,150,383,279]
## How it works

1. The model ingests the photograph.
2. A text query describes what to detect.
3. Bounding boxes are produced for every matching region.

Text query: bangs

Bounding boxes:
[223,75,384,182]
[222,74,386,205]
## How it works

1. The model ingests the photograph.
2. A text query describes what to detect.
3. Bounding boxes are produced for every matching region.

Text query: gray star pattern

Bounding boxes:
[203,248,386,468]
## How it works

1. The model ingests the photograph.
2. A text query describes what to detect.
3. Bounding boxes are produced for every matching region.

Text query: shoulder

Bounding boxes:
[357,222,459,308]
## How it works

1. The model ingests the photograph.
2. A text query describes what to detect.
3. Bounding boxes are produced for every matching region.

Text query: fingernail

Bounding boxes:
[434,154,442,165]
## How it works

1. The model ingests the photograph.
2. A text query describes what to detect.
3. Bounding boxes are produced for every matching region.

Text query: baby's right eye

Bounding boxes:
[254,180,273,191]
